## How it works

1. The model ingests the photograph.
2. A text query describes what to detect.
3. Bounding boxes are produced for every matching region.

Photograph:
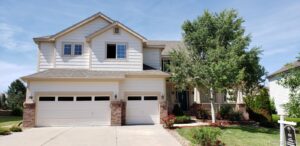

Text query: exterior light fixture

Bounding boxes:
[114,94,117,99]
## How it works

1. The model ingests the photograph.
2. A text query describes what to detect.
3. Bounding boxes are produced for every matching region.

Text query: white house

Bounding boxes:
[22,12,246,127]
[268,60,300,115]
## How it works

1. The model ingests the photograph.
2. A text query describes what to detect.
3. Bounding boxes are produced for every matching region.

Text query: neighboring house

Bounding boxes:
[267,60,300,115]
[21,12,245,127]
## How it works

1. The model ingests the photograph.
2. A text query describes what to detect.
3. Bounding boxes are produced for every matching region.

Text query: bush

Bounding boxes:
[219,104,233,119]
[162,115,176,129]
[0,127,11,135]
[9,125,22,132]
[245,88,273,127]
[172,104,184,116]
[198,107,210,120]
[190,127,222,145]
[175,115,191,124]
[11,107,23,116]
[228,111,242,121]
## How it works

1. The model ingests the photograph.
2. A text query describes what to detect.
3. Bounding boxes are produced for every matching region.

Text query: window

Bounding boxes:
[95,96,110,101]
[106,43,126,59]
[128,96,142,100]
[58,97,74,101]
[74,44,82,55]
[63,44,72,55]
[63,43,83,56]
[144,96,158,100]
[76,96,92,101]
[162,59,170,72]
[114,27,120,34]
[117,44,126,59]
[39,97,55,101]
[107,44,116,58]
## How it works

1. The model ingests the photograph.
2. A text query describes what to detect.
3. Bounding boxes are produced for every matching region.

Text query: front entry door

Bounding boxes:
[177,91,189,111]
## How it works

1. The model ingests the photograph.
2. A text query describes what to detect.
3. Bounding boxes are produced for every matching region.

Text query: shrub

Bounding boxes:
[190,127,222,145]
[175,115,191,124]
[219,104,233,119]
[162,115,176,129]
[11,107,23,116]
[10,125,22,132]
[0,127,11,135]
[172,104,184,116]
[228,111,242,121]
[198,107,210,120]
[245,88,273,127]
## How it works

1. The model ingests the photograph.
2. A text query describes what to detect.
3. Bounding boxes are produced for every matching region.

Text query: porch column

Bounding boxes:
[160,101,168,124]
[110,100,126,126]
[23,103,36,127]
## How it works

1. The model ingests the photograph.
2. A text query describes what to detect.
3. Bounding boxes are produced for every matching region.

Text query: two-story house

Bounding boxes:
[22,12,246,127]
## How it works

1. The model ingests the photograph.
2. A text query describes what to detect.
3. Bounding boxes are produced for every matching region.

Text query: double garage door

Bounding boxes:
[36,96,111,126]
[36,95,160,126]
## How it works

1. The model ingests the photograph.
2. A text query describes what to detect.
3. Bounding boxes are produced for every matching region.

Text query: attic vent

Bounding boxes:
[114,27,120,34]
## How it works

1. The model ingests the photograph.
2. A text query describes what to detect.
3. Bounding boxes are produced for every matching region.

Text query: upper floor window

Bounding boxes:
[106,43,126,59]
[161,58,170,72]
[74,44,82,55]
[63,44,72,55]
[63,43,83,56]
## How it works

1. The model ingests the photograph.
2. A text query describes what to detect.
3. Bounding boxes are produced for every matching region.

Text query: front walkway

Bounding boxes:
[0,125,181,146]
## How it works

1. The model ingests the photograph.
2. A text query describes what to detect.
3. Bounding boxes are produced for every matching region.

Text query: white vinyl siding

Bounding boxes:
[143,48,161,70]
[91,28,143,71]
[269,76,291,115]
[55,18,110,69]
[39,42,55,71]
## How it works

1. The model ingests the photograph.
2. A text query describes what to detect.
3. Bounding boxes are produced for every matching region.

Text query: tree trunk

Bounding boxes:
[210,87,216,123]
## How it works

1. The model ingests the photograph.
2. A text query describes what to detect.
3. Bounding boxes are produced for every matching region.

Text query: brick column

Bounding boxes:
[160,101,168,124]
[111,100,125,126]
[23,103,36,127]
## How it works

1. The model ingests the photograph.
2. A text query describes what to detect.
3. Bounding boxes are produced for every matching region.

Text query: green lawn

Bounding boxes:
[0,116,22,127]
[177,125,300,146]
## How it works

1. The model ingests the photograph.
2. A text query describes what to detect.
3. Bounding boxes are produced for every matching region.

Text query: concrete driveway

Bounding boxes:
[0,125,181,146]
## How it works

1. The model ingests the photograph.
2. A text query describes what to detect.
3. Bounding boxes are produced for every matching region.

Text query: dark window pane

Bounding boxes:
[128,96,142,100]
[74,44,82,55]
[107,44,116,58]
[39,97,55,101]
[76,96,92,101]
[64,44,72,55]
[144,96,158,100]
[58,97,73,101]
[95,96,110,101]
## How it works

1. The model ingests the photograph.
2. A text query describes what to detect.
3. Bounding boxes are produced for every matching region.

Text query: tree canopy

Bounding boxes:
[7,79,26,110]
[278,53,300,118]
[168,9,266,122]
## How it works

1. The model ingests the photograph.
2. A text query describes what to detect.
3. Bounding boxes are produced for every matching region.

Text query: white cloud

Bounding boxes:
[0,61,35,92]
[0,23,35,52]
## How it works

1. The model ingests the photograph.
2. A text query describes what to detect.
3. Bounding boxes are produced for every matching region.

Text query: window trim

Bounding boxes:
[62,42,84,56]
[105,42,128,60]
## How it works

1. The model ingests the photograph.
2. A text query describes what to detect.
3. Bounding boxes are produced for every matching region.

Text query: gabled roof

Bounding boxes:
[86,21,147,42]
[33,12,115,43]
[268,60,300,79]
[146,40,185,56]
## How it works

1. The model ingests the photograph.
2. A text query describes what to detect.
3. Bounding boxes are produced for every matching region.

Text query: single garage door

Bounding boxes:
[36,96,110,126]
[126,96,159,124]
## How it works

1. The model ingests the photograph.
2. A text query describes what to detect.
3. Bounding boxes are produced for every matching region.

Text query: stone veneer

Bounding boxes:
[110,100,126,126]
[23,103,36,127]
[160,101,168,124]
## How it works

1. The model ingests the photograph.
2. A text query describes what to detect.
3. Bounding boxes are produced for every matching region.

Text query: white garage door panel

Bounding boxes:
[37,98,110,126]
[126,99,159,125]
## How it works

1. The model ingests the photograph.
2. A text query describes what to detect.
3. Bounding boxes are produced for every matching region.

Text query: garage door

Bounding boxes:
[126,96,159,124]
[36,96,110,126]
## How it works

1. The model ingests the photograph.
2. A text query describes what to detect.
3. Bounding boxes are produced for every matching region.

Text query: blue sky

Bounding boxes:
[0,0,299,92]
